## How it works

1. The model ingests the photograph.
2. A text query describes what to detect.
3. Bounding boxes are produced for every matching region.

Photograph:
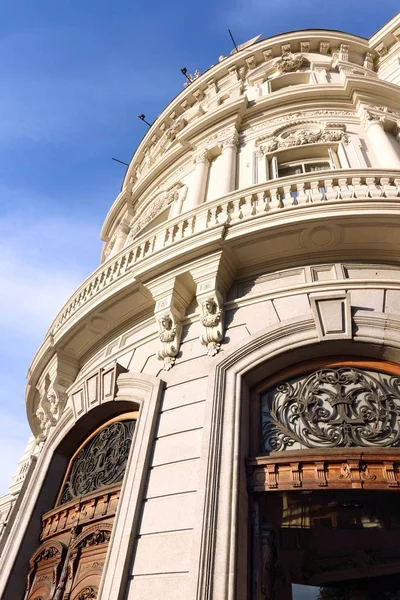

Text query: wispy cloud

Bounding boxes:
[0,194,100,494]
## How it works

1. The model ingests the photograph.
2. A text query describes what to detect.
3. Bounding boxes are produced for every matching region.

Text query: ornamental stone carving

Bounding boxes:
[200,297,224,356]
[259,123,349,153]
[183,69,200,88]
[157,313,182,370]
[127,184,182,242]
[36,385,68,442]
[221,131,239,150]
[275,52,306,74]
[79,529,111,548]
[165,116,187,141]
[36,546,60,562]
[77,587,97,600]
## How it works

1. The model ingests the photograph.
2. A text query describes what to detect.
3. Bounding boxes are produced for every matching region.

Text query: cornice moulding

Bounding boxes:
[119,31,371,188]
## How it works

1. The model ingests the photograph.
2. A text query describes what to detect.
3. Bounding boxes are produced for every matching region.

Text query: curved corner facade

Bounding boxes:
[2,13,400,600]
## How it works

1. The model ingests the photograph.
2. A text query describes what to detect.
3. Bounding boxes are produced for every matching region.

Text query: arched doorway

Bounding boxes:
[24,412,137,600]
[247,358,400,600]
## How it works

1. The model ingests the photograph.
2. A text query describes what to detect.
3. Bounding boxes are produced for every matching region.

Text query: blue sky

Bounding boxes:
[0,1,398,495]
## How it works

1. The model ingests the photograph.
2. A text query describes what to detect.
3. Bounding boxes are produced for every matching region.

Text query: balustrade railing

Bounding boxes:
[52,170,400,335]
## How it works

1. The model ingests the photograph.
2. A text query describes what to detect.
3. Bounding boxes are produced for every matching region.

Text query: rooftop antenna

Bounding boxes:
[228,29,239,54]
[181,67,193,84]
[138,114,152,127]
[112,157,130,167]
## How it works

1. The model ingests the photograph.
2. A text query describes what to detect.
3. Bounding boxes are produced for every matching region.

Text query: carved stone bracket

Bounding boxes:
[157,311,182,370]
[33,352,78,442]
[146,275,193,370]
[191,250,235,357]
[199,293,224,356]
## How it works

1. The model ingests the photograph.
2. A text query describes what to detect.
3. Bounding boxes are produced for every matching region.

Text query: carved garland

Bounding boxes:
[261,367,400,451]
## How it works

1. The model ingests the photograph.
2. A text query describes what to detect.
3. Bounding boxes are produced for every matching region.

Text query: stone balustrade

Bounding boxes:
[52,170,400,336]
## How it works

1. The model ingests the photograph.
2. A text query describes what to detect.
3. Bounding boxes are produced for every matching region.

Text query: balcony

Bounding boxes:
[30,169,400,375]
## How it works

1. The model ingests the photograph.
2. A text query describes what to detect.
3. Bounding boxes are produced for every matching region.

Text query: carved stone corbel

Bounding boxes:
[145,276,192,370]
[199,295,224,356]
[157,311,182,370]
[33,352,78,441]
[191,250,236,357]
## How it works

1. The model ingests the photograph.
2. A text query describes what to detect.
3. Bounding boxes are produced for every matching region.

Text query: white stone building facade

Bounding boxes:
[1,13,400,600]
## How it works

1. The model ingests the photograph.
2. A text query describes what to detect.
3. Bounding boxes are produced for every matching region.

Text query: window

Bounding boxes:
[278,160,331,178]
[268,146,340,180]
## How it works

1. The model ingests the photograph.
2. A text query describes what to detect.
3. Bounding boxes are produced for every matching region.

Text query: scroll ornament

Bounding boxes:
[157,313,182,370]
[200,297,224,356]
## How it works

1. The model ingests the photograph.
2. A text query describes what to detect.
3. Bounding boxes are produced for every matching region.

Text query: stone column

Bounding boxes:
[215,132,239,197]
[185,149,210,211]
[109,222,130,257]
[364,113,400,169]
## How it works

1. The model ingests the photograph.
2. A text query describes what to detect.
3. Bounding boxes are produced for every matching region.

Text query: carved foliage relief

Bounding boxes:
[259,122,349,154]
[60,420,135,504]
[261,368,400,452]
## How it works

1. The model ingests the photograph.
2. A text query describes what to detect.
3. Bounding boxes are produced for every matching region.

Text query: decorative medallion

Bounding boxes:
[60,420,135,504]
[261,367,400,451]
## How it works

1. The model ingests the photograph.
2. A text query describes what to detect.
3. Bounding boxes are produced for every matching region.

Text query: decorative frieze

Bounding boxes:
[248,455,400,492]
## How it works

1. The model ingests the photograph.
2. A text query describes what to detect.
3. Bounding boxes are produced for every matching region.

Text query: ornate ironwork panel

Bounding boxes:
[261,367,400,451]
[60,420,135,504]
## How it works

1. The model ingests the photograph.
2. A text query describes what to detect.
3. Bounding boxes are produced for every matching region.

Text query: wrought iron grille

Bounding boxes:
[60,420,135,504]
[261,367,400,451]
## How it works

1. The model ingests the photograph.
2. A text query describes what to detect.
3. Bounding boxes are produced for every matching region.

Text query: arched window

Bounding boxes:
[25,413,137,600]
[248,359,400,600]
[59,419,135,504]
